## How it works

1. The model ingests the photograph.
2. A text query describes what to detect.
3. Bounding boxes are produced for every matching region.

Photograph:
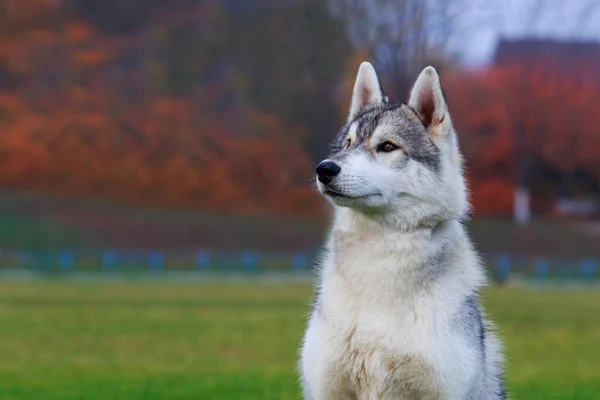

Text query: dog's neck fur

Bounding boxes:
[342,193,464,235]
[325,207,483,299]
[332,207,459,249]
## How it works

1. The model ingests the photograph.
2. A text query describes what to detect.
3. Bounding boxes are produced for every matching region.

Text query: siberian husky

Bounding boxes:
[300,63,506,400]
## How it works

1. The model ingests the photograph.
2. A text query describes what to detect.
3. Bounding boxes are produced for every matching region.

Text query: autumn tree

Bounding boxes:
[0,0,327,218]
[446,59,600,217]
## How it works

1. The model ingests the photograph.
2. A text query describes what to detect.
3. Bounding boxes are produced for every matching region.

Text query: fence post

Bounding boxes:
[102,250,118,272]
[495,254,511,284]
[292,254,309,272]
[196,251,211,271]
[581,259,596,280]
[243,252,259,273]
[534,259,550,279]
[58,251,76,273]
[149,251,164,272]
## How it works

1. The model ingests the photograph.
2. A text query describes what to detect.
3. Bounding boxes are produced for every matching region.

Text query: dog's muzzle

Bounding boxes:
[316,161,341,184]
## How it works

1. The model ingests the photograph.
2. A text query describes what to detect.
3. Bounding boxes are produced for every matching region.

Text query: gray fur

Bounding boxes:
[332,103,441,172]
[415,243,450,285]
[450,293,508,400]
[451,294,486,361]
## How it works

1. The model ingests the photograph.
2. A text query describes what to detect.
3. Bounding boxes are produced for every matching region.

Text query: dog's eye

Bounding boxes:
[345,138,351,148]
[378,141,399,153]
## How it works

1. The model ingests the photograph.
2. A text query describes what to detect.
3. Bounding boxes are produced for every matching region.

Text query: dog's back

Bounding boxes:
[300,63,506,400]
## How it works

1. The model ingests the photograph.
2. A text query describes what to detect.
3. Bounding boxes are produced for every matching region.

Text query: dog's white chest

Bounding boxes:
[301,264,477,400]
[339,322,443,400]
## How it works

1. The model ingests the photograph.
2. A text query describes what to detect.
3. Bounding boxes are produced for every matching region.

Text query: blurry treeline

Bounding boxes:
[1,0,599,218]
[448,40,600,216]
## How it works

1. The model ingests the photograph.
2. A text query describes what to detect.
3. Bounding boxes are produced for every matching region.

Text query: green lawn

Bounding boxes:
[0,283,598,399]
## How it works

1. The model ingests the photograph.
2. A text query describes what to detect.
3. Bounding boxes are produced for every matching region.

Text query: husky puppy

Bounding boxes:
[300,63,506,400]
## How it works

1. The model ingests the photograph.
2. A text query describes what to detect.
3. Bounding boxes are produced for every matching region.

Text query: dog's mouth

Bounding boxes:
[323,189,349,198]
[323,189,380,199]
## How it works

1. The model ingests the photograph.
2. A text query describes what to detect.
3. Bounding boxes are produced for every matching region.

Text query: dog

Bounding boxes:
[300,62,506,400]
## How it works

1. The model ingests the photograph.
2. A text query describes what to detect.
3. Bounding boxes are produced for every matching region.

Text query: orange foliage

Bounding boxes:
[0,14,323,218]
[446,62,600,216]
[66,21,95,43]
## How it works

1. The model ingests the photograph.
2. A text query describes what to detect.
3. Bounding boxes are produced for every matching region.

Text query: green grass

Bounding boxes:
[0,283,598,399]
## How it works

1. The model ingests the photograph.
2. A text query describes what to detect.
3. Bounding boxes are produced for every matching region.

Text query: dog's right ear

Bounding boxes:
[408,66,448,135]
[347,62,385,123]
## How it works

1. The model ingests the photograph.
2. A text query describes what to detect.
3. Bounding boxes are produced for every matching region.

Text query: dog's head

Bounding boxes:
[316,62,468,230]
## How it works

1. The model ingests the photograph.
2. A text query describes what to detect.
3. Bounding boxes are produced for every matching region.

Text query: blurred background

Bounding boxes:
[0,1,599,399]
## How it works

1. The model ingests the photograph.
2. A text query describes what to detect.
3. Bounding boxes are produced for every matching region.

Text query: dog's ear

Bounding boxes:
[408,66,448,135]
[348,62,385,123]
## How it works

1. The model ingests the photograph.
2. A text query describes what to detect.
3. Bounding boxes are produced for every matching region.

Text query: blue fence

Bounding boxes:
[0,250,598,281]
[0,249,318,274]
[490,254,598,283]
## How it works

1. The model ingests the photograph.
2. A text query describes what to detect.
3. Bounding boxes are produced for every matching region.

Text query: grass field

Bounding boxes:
[0,283,599,399]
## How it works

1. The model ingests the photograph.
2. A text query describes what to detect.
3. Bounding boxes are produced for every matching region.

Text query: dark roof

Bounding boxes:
[494,38,600,66]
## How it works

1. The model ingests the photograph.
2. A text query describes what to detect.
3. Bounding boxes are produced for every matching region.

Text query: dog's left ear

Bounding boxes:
[408,66,448,135]
[348,62,385,123]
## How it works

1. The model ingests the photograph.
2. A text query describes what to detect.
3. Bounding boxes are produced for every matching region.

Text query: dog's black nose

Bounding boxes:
[316,161,341,184]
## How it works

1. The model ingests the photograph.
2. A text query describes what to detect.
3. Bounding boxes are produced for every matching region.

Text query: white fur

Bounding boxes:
[348,62,385,123]
[409,66,447,127]
[300,65,505,400]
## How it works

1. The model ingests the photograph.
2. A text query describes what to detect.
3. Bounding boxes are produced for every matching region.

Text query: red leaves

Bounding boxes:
[0,14,324,219]
[447,61,600,216]
[0,86,323,216]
